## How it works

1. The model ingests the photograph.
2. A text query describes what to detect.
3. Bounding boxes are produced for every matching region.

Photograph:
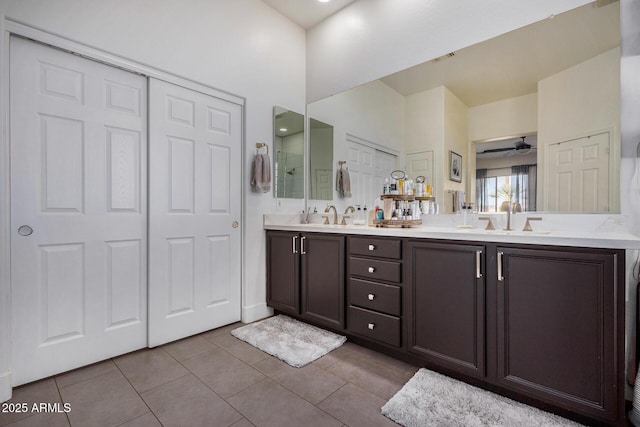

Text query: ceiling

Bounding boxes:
[262,0,356,29]
[380,1,620,106]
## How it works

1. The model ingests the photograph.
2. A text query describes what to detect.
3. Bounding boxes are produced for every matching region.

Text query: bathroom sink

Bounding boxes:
[458,228,551,236]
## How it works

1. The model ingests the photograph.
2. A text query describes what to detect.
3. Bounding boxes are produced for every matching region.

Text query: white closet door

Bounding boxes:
[546,132,610,212]
[346,140,375,207]
[148,79,241,347]
[10,37,147,385]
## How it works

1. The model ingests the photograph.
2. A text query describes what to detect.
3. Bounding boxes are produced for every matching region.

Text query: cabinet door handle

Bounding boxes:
[292,235,298,254]
[497,251,504,281]
[368,244,376,251]
[476,250,482,279]
[368,323,375,330]
[368,293,375,301]
[301,236,306,255]
[368,266,375,273]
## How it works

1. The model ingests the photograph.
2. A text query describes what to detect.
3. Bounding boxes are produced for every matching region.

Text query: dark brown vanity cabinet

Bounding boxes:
[347,236,403,347]
[405,240,486,379]
[266,231,346,330]
[496,246,623,423]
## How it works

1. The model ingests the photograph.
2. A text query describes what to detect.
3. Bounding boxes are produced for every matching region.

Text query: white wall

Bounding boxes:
[468,94,538,143]
[306,79,404,212]
[0,0,305,400]
[538,47,621,211]
[306,0,592,102]
[443,88,468,210]
[467,93,538,202]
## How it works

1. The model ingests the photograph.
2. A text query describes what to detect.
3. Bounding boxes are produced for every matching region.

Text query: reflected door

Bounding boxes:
[546,132,610,212]
[10,37,148,385]
[148,79,241,347]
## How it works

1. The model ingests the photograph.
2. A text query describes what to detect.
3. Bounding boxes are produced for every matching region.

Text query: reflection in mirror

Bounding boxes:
[309,118,334,200]
[475,135,537,213]
[306,2,620,213]
[273,106,304,199]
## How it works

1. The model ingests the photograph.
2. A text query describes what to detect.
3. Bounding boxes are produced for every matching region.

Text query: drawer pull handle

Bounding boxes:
[368,244,376,251]
[368,323,375,330]
[368,267,375,273]
[368,293,375,301]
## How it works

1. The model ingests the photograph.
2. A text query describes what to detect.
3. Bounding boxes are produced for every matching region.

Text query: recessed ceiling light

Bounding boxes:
[318,0,331,3]
[280,128,288,132]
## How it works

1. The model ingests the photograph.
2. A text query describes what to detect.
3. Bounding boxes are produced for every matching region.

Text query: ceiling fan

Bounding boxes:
[479,136,535,156]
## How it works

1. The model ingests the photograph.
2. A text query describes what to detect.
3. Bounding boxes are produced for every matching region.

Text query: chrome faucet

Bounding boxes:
[478,216,495,230]
[324,205,338,225]
[522,217,542,232]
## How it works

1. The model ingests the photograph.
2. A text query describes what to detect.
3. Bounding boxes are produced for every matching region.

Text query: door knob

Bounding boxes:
[18,225,33,236]
[232,221,239,228]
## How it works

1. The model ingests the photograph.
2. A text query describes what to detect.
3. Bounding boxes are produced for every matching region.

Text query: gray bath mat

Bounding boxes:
[231,315,346,367]
[382,368,583,427]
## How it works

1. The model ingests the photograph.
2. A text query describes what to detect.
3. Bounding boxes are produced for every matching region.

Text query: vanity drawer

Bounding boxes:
[349,236,401,259]
[349,278,401,316]
[349,257,401,283]
[348,306,401,347]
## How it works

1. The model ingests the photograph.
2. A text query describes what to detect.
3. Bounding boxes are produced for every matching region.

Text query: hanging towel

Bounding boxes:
[251,153,271,193]
[336,167,352,198]
[452,190,464,212]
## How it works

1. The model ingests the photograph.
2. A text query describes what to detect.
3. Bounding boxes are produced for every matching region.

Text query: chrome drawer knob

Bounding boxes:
[368,323,375,330]
[368,267,375,273]
[368,244,376,251]
[368,293,375,301]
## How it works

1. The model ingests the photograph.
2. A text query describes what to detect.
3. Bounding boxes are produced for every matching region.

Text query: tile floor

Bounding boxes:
[0,322,418,427]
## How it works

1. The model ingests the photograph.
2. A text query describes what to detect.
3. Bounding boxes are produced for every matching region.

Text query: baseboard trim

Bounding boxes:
[242,303,273,324]
[0,370,12,403]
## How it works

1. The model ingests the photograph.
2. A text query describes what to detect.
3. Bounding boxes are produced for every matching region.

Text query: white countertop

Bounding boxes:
[264,214,640,250]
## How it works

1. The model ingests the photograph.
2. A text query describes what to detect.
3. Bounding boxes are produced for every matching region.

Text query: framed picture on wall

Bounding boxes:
[449,151,462,182]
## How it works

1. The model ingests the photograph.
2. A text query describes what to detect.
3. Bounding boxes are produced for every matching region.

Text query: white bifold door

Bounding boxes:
[10,37,148,385]
[148,79,241,347]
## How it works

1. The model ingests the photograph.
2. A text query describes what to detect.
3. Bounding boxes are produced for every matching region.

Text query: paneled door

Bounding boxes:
[346,139,375,207]
[148,79,242,346]
[546,132,610,212]
[10,37,148,385]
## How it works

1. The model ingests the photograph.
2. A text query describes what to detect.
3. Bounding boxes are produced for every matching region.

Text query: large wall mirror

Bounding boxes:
[306,2,620,213]
[273,106,304,199]
[309,118,334,200]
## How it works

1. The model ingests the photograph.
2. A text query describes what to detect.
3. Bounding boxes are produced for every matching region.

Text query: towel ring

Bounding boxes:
[256,142,268,155]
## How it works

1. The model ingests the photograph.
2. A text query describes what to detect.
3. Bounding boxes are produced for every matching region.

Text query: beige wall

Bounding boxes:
[537,47,621,210]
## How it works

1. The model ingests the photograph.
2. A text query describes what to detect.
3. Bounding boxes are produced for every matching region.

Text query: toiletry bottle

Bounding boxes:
[390,178,397,195]
[383,178,390,194]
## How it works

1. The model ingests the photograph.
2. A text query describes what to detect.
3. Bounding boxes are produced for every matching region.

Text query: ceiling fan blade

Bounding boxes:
[480,147,514,154]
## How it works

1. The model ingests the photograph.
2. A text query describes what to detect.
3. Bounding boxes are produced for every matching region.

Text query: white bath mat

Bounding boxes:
[231,315,346,368]
[381,368,583,427]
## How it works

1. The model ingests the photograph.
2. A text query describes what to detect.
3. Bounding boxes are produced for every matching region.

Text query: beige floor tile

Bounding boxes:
[0,379,62,426]
[55,360,118,389]
[269,364,347,405]
[114,348,190,393]
[227,378,342,427]
[318,383,398,427]
[161,335,218,362]
[201,323,245,341]
[181,348,265,398]
[117,412,162,427]
[58,370,148,427]
[326,353,412,400]
[142,375,241,427]
[1,412,69,427]
[310,344,352,370]
[207,334,270,365]
[229,418,255,427]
